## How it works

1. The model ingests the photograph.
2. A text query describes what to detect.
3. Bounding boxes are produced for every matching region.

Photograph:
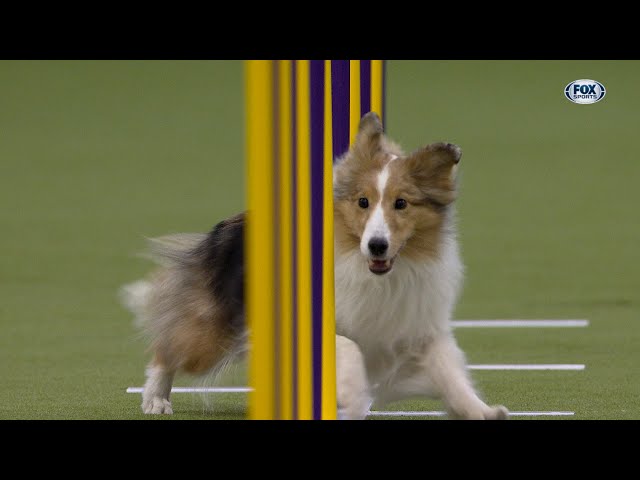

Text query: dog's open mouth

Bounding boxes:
[368,258,394,275]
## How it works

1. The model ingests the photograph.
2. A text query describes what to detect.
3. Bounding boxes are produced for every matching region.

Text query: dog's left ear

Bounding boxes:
[405,142,462,206]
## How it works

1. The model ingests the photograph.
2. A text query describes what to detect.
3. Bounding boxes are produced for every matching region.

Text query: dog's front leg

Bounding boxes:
[387,336,508,420]
[421,337,508,419]
[336,335,372,420]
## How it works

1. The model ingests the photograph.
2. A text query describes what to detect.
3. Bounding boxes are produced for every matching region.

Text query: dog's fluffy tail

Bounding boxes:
[119,233,207,328]
[144,233,208,267]
[119,280,153,328]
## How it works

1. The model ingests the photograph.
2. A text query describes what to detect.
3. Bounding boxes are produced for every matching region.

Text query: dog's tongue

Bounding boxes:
[369,259,392,275]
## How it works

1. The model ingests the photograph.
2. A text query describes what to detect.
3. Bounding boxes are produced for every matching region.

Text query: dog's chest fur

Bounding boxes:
[334,234,463,385]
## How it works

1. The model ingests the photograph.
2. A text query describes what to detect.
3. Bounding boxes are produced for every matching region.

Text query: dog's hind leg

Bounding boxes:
[142,357,175,414]
[140,300,240,415]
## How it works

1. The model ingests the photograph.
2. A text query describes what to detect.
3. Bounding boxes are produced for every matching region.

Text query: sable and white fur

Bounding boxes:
[332,113,506,419]
[121,112,507,419]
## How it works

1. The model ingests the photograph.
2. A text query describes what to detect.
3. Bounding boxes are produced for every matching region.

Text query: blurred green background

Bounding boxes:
[1,60,638,419]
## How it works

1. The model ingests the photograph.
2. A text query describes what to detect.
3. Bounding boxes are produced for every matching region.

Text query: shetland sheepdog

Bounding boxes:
[121,112,508,420]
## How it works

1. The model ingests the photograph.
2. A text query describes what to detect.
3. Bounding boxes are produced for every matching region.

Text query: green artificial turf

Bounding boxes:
[1,60,639,420]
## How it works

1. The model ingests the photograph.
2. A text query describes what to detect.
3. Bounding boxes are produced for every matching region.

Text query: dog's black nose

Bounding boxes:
[368,238,388,257]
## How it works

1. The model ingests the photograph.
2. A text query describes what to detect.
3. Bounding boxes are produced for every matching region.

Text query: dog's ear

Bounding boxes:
[405,142,462,206]
[358,111,383,137]
[351,112,384,158]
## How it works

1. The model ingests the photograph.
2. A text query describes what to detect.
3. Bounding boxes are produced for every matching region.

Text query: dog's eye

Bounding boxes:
[394,198,407,210]
[358,197,369,209]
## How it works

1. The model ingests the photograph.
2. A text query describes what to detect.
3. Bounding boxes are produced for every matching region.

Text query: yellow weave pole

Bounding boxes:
[321,59,336,419]
[278,60,294,420]
[294,60,313,419]
[349,60,361,145]
[370,60,385,119]
[246,59,384,419]
[246,60,275,419]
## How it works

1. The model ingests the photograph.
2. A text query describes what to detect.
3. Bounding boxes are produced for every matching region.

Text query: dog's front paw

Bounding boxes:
[336,335,371,420]
[142,397,173,415]
[484,404,509,420]
[337,397,372,420]
[449,402,509,420]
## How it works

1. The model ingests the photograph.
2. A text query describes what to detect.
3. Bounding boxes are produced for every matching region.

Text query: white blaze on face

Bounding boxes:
[360,155,398,257]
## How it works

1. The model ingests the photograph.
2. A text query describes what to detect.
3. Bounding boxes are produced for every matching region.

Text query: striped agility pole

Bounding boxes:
[246,60,386,420]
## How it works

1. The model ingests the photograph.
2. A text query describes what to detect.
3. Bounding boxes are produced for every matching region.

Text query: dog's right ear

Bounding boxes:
[358,111,383,137]
[351,112,384,158]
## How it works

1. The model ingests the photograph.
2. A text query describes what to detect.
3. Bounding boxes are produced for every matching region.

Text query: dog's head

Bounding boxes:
[333,112,461,275]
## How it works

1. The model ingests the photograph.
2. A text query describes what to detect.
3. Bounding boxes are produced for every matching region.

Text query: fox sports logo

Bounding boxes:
[565,79,606,104]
